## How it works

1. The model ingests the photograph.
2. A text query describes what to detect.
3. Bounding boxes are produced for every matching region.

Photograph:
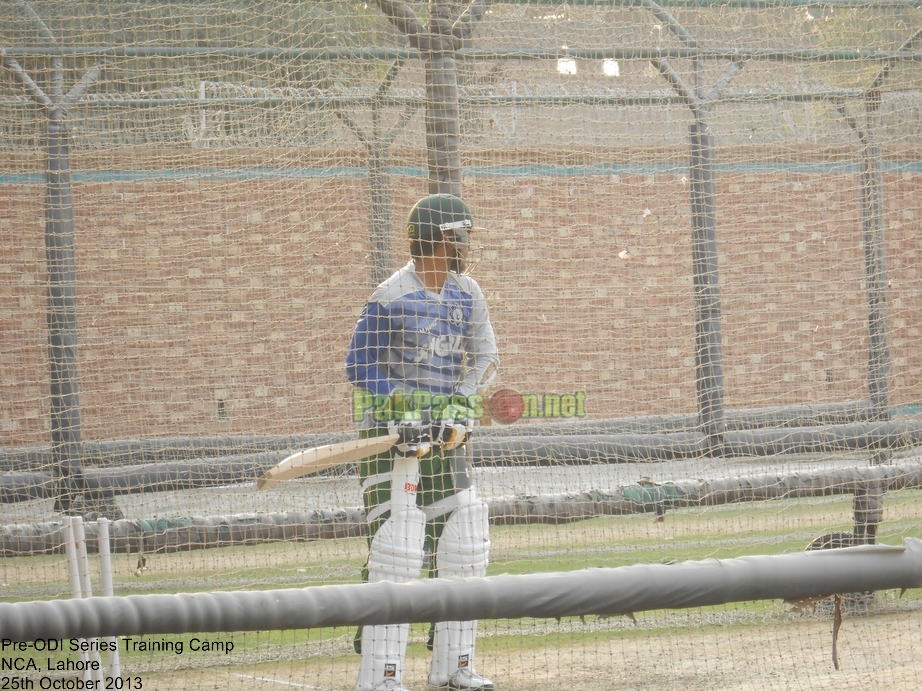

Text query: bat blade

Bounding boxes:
[257,433,399,489]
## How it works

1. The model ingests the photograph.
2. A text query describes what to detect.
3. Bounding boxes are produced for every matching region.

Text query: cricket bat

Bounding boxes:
[257,433,399,489]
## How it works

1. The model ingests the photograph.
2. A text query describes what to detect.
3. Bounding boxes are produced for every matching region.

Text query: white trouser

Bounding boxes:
[355,457,426,691]
[428,490,491,686]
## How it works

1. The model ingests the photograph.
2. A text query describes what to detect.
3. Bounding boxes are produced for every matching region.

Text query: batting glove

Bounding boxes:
[431,403,475,451]
[388,414,432,458]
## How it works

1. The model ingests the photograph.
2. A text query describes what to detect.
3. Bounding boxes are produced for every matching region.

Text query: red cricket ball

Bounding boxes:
[488,388,525,424]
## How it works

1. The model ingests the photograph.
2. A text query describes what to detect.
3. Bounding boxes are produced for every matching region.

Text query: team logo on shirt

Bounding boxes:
[449,306,464,325]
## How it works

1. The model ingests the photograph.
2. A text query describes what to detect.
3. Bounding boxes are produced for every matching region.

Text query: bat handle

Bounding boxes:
[397,423,427,446]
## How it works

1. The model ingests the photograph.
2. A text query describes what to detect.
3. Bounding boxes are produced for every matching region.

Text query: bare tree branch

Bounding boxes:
[375,1,479,197]
[50,56,64,103]
[867,27,922,110]
[428,2,455,43]
[16,0,58,46]
[375,0,425,49]
[708,59,743,101]
[374,58,405,103]
[652,58,700,118]
[334,109,369,147]
[834,96,867,146]
[453,0,492,42]
[385,102,421,147]
[1,53,53,109]
[640,0,696,48]
[63,58,109,110]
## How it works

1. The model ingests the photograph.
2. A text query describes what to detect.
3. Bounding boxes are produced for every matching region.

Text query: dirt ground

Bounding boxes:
[3,476,920,691]
[91,599,922,691]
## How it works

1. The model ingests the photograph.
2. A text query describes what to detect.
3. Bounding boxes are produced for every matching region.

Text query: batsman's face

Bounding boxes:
[446,229,472,274]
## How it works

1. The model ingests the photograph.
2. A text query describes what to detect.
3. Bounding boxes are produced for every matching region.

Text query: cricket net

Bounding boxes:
[2,1,922,689]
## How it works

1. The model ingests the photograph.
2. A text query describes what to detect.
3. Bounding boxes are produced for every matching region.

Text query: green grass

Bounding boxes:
[3,489,915,683]
[2,488,920,667]
[3,490,920,600]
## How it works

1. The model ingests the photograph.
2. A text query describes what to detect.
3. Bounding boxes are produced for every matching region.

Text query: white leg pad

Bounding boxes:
[434,499,490,578]
[429,501,490,685]
[356,508,426,691]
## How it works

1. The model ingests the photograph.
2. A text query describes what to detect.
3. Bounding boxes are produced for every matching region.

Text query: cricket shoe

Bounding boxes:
[427,668,495,691]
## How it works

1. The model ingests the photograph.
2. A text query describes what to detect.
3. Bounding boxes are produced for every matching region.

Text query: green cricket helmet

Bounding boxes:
[406,193,473,248]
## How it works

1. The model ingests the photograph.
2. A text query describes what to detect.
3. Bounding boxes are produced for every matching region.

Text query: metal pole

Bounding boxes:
[46,115,86,513]
[689,121,726,453]
[859,106,890,425]
[3,540,922,640]
[424,4,463,196]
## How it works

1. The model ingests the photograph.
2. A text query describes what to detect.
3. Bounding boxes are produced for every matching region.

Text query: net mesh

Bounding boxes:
[2,1,922,689]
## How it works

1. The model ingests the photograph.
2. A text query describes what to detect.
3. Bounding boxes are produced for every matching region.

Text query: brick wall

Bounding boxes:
[2,149,920,446]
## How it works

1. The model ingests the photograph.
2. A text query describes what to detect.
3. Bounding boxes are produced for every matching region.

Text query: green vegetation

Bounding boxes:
[811,4,922,89]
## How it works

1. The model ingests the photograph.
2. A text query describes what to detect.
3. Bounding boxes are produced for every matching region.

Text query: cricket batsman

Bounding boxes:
[346,193,500,691]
